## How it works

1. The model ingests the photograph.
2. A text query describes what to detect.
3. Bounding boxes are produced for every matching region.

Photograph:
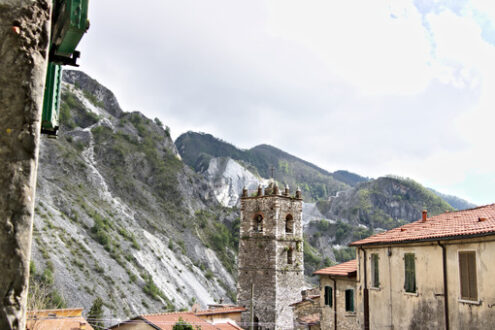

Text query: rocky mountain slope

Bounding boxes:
[31,69,477,323]
[174,132,475,274]
[176,132,350,201]
[31,71,238,325]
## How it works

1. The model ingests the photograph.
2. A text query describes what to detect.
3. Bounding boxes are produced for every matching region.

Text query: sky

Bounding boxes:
[77,0,495,205]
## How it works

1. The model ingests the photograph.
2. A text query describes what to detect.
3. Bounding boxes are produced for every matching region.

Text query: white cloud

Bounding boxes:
[77,0,495,204]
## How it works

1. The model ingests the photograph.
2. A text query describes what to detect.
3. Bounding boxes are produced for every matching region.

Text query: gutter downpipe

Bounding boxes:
[359,246,370,330]
[332,277,337,330]
[437,241,449,330]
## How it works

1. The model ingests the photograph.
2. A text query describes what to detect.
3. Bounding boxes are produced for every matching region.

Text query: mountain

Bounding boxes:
[176,132,353,202]
[32,69,479,322]
[428,188,476,210]
[31,71,238,325]
[175,132,475,275]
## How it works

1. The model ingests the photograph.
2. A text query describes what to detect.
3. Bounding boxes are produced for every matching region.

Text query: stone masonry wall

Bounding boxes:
[237,186,304,329]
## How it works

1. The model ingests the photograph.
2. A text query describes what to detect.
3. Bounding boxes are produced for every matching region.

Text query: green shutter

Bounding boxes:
[372,254,379,287]
[404,254,416,293]
[345,289,354,312]
[324,286,333,307]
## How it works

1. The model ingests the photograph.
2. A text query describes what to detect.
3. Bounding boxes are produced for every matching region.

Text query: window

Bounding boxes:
[404,253,416,293]
[459,251,477,301]
[345,289,354,312]
[287,248,293,264]
[324,286,333,307]
[253,214,263,232]
[371,254,379,288]
[285,214,294,233]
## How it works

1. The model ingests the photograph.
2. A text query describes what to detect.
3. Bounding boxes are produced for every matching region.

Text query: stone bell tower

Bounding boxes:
[237,183,304,329]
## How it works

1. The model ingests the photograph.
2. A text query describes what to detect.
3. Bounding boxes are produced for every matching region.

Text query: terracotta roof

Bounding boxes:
[350,204,495,246]
[140,312,218,330]
[26,308,93,330]
[110,311,243,330]
[289,295,320,306]
[195,306,246,316]
[297,313,320,325]
[313,259,357,276]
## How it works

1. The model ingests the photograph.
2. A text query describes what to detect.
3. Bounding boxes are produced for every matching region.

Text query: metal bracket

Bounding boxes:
[49,49,80,67]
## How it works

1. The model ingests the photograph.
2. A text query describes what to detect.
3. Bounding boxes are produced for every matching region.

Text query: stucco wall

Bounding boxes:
[319,276,359,330]
[444,238,495,330]
[356,237,495,330]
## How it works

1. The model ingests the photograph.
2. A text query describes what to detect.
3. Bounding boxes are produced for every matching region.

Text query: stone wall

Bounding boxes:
[319,276,359,330]
[0,1,51,328]
[237,186,304,329]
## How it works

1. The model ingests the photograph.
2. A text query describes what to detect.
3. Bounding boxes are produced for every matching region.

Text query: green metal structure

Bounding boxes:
[41,62,62,135]
[41,0,89,136]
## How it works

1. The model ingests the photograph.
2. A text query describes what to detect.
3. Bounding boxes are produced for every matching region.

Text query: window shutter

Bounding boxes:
[345,289,354,312]
[404,254,416,293]
[468,253,477,300]
[459,251,477,301]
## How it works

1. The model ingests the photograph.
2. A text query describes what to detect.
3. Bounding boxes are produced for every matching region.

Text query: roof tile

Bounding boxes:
[313,259,357,276]
[350,204,495,246]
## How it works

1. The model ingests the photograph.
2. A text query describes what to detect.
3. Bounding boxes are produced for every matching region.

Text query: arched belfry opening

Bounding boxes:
[253,214,263,233]
[285,214,294,233]
[287,247,293,264]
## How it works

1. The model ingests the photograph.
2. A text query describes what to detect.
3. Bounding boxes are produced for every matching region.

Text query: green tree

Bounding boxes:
[173,317,195,330]
[87,297,104,330]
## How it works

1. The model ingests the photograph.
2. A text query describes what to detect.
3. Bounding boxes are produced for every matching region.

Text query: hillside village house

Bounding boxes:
[347,205,495,329]
[289,288,321,330]
[108,306,246,330]
[26,308,93,330]
[313,259,359,330]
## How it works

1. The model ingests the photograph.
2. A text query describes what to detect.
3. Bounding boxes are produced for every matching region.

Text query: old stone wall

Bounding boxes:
[237,188,304,329]
[292,297,320,330]
[0,1,51,328]
[319,276,359,330]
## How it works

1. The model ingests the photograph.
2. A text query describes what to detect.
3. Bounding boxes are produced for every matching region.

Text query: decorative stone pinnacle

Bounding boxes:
[284,184,290,196]
[242,187,248,198]
[257,184,263,197]
[295,186,302,199]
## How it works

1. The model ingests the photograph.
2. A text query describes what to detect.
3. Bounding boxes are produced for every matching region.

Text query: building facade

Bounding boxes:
[237,184,304,329]
[350,206,495,330]
[290,288,321,330]
[314,260,359,330]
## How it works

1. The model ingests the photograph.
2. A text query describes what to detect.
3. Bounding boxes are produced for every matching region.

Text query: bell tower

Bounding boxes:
[236,183,304,329]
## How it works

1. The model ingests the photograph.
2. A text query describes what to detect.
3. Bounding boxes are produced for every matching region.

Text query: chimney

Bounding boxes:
[242,187,248,198]
[422,210,427,222]
[301,290,307,300]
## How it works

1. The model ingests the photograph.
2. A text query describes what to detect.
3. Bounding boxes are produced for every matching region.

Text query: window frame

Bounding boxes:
[324,285,333,307]
[253,214,263,233]
[285,214,294,234]
[371,253,380,288]
[345,289,354,312]
[458,250,478,302]
[404,253,416,293]
[287,248,293,265]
